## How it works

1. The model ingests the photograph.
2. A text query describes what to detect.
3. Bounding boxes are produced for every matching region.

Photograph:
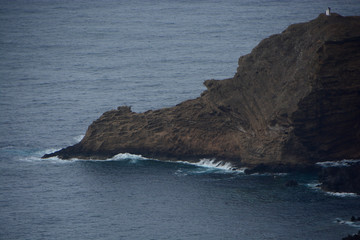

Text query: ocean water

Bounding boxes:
[1,0,360,239]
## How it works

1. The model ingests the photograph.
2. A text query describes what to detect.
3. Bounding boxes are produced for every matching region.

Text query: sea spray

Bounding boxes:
[19,148,68,163]
[335,218,360,228]
[306,182,359,198]
[195,158,235,171]
[73,135,85,143]
[176,158,246,173]
[111,153,148,163]
[316,159,360,168]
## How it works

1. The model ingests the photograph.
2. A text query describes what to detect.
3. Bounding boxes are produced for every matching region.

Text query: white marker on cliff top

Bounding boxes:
[326,7,331,16]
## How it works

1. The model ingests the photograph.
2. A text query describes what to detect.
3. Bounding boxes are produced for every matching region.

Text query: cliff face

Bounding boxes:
[44,14,360,168]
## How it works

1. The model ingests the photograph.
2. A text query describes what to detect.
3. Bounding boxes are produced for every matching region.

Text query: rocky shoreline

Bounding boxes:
[43,14,360,194]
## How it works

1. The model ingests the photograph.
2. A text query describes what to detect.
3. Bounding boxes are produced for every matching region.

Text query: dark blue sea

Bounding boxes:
[1,1,360,239]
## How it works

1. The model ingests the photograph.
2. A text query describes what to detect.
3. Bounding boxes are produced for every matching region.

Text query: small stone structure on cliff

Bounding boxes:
[326,7,331,16]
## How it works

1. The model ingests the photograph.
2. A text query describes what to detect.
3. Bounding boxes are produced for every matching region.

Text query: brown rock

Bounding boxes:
[43,14,360,169]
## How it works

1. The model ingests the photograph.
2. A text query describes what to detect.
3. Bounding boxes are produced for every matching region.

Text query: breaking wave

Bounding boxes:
[73,135,85,143]
[316,159,360,167]
[111,153,148,160]
[306,182,359,198]
[19,148,68,164]
[193,158,235,170]
[19,149,244,175]
[325,191,358,197]
[107,153,148,163]
[335,218,360,228]
[176,158,245,174]
[20,147,149,163]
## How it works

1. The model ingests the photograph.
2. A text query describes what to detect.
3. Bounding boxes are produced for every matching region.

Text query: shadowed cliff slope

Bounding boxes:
[44,14,360,168]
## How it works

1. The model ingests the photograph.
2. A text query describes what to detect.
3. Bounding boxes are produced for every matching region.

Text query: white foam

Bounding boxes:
[19,148,73,164]
[306,181,359,197]
[196,158,234,170]
[73,135,85,143]
[306,182,320,190]
[19,150,148,164]
[316,159,360,167]
[62,152,148,162]
[326,191,358,197]
[335,218,360,228]
[177,158,245,173]
[110,153,148,162]
[174,169,188,176]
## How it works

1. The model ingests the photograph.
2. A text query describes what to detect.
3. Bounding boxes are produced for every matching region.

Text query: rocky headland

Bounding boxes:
[44,13,360,191]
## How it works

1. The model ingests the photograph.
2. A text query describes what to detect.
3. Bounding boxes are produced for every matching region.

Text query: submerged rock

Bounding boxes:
[43,13,360,170]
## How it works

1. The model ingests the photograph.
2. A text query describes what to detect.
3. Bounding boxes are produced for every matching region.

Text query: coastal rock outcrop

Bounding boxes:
[319,162,360,194]
[43,14,360,170]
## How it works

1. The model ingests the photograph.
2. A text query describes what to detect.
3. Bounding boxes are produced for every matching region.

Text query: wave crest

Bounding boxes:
[195,158,235,170]
[335,218,360,228]
[316,159,360,167]
[176,158,245,173]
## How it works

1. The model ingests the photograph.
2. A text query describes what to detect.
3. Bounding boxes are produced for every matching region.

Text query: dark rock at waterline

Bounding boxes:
[43,14,360,170]
[318,162,360,195]
[343,231,360,240]
[243,163,297,174]
[285,180,298,187]
[243,163,320,175]
[244,164,272,175]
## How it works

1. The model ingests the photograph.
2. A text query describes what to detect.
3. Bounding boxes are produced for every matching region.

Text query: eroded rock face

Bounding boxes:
[43,14,360,168]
